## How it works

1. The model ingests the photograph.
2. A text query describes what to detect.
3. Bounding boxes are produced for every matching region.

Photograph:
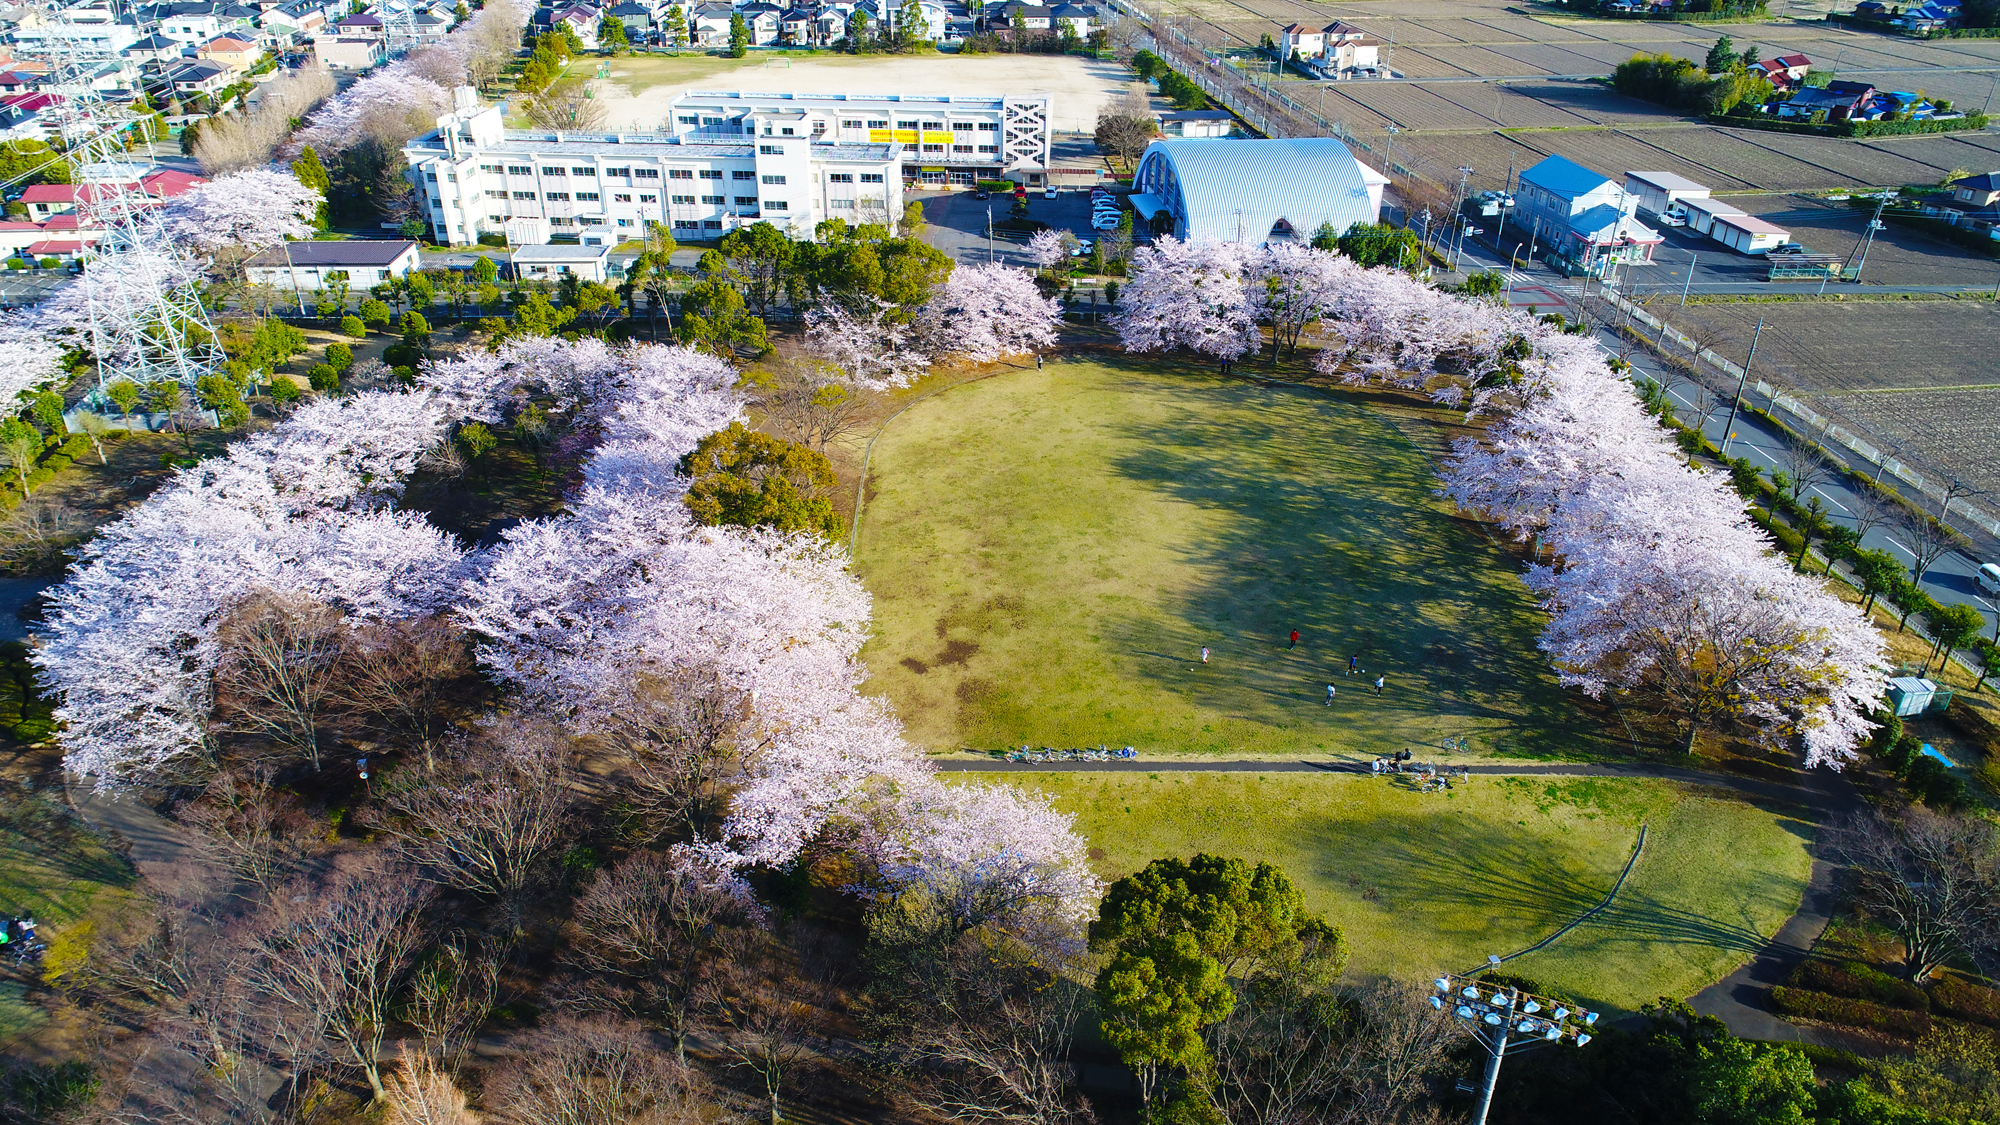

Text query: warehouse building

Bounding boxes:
[1127,137,1388,245]
[402,91,906,246]
[664,90,1053,187]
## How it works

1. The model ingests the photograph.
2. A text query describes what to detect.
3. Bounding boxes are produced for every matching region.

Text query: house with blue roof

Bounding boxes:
[1516,154,1662,278]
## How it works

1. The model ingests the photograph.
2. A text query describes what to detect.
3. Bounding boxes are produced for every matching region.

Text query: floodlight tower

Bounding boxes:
[33,30,226,396]
[1432,962,1599,1125]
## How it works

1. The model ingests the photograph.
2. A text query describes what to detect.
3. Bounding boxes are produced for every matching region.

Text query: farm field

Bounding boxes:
[592,53,1140,133]
[966,771,1815,1012]
[1665,300,2000,496]
[1726,194,2000,289]
[852,359,1623,762]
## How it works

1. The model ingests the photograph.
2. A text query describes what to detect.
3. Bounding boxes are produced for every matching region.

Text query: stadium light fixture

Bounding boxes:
[1433,966,1597,1125]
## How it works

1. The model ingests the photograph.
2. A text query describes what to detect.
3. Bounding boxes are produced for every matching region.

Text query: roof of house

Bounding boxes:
[1157,109,1233,121]
[1713,213,1788,236]
[201,32,255,47]
[124,33,181,49]
[1625,170,1709,193]
[1568,203,1661,244]
[1955,171,2000,191]
[1321,19,1367,34]
[20,183,78,203]
[511,242,613,261]
[166,59,228,79]
[27,240,87,253]
[244,239,417,268]
[1520,154,1612,199]
[1769,52,1811,68]
[608,2,650,14]
[0,92,60,113]
[0,70,40,85]
[1279,21,1316,33]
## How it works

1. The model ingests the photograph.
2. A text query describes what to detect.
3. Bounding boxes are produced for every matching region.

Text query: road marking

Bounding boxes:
[1809,486,1850,514]
[1884,536,1914,559]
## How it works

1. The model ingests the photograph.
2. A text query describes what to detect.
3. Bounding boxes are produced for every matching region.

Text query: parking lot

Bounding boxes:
[918,186,1122,268]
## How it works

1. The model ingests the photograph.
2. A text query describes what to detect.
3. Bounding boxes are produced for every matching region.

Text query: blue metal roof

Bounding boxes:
[1134,137,1386,245]
[1520,154,1612,201]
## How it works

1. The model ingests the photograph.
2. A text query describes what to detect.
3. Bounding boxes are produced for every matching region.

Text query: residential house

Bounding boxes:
[258,0,329,38]
[18,167,205,220]
[142,0,260,45]
[332,11,384,36]
[1775,79,1872,122]
[1896,1,1958,28]
[1748,52,1811,88]
[313,34,383,68]
[0,71,38,94]
[551,3,602,46]
[690,4,734,44]
[739,0,784,40]
[120,33,187,63]
[163,57,231,95]
[1048,3,1096,35]
[243,238,421,290]
[1515,154,1662,277]
[196,32,259,71]
[984,0,1049,29]
[0,92,61,139]
[607,0,653,30]
[1276,21,1322,61]
[1951,171,2000,206]
[1852,0,1889,15]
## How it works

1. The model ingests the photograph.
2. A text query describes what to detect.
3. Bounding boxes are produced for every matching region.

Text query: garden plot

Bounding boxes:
[1671,301,2000,396]
[1388,133,1553,190]
[1414,44,1550,78]
[1480,41,1619,76]
[1826,389,2000,499]
[1381,49,1475,79]
[1513,81,1693,125]
[1426,83,1600,129]
[1334,83,1510,130]
[1317,90,1398,133]
[1731,133,1959,188]
[1640,128,1857,189]
[1511,128,1756,190]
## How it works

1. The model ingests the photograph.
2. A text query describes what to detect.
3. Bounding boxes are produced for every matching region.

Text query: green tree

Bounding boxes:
[678,280,768,357]
[678,422,842,538]
[1921,603,1986,675]
[456,420,497,458]
[845,9,870,48]
[728,12,750,55]
[1337,221,1421,270]
[600,15,629,49]
[1738,43,1760,71]
[1851,548,1904,614]
[359,298,393,328]
[0,417,40,494]
[291,145,333,230]
[196,374,250,427]
[105,380,142,417]
[29,391,64,434]
[894,0,928,50]
[325,342,354,372]
[663,5,688,45]
[339,314,367,338]
[717,222,796,318]
[1704,35,1737,74]
[1131,49,1162,81]
[472,254,500,287]
[308,363,339,392]
[1090,855,1340,1117]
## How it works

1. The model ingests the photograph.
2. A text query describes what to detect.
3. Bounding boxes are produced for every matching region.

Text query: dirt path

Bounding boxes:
[943,755,1859,1041]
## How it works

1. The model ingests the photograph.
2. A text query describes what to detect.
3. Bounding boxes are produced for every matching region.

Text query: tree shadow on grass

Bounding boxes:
[1089,360,1619,760]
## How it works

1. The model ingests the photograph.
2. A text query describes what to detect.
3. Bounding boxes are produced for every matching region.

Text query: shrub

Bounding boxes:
[339,314,367,338]
[358,298,393,328]
[307,363,338,391]
[1887,732,1922,775]
[392,365,416,385]
[325,342,353,372]
[314,301,340,320]
[37,257,58,270]
[1789,960,1929,1011]
[268,377,302,405]
[456,420,497,458]
[1906,754,1966,809]
[3,258,26,270]
[1930,977,2000,1027]
[1770,987,1932,1036]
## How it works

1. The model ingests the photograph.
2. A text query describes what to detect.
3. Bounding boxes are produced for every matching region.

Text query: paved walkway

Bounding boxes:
[944,755,1858,1041]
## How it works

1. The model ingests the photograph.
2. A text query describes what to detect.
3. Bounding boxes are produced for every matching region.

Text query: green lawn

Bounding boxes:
[966,772,1813,1011]
[0,787,138,1039]
[854,359,1620,760]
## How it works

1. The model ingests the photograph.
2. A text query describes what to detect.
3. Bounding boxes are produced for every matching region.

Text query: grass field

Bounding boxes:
[966,771,1814,1011]
[0,787,137,1039]
[854,359,1623,761]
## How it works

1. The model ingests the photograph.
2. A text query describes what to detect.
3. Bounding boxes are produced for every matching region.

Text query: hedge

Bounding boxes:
[1770,987,1933,1036]
[1705,111,1989,139]
[1930,977,2000,1026]
[1788,959,1930,1011]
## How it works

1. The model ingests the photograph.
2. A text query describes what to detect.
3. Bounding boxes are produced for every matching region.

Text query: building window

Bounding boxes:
[703,219,724,229]
[545,192,570,201]
[827,173,853,183]
[576,192,599,201]
[761,174,785,184]
[618,218,634,226]
[861,173,884,183]
[480,163,503,172]
[580,216,604,225]
[978,122,999,131]
[977,144,999,154]
[615,193,632,202]
[841,118,862,128]
[896,119,917,129]
[672,194,696,204]
[607,166,630,177]
[765,200,787,210]
[922,144,944,153]
[734,195,757,205]
[540,166,565,175]
[677,115,699,124]
[669,169,693,179]
[867,118,888,128]
[831,198,854,210]
[702,194,724,204]
[550,217,573,226]
[922,120,944,130]
[640,194,657,203]
[571,167,593,176]
[759,144,783,154]
[952,121,973,131]
[732,170,756,180]
[700,116,723,126]
[512,191,536,199]
[674,219,699,228]
[953,145,973,153]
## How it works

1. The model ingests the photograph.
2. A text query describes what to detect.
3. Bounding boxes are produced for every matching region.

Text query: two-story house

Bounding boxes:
[1516,154,1662,277]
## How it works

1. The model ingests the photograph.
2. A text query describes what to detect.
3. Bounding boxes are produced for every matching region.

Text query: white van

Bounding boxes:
[1978,562,2000,596]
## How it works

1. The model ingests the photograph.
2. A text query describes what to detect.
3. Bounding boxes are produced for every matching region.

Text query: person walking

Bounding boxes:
[1348,654,1359,675]
[1374,674,1385,696]
[1325,683,1336,705]
[1200,646,1210,664]
[1289,629,1300,649]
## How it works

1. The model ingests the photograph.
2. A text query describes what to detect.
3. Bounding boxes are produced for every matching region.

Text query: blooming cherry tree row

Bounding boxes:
[161,168,323,257]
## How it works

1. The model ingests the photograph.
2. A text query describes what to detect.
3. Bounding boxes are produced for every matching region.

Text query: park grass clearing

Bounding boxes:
[853,358,1623,761]
[0,786,139,1041]
[963,771,1813,1012]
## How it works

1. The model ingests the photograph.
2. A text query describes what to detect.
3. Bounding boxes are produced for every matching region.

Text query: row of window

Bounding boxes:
[496,193,801,209]
[472,164,884,184]
[919,144,1001,154]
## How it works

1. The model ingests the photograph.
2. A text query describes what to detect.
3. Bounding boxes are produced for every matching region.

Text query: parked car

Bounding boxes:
[1655,208,1687,227]
[1045,187,1058,200]
[1978,562,2000,596]
[1775,241,1807,255]
[972,189,989,200]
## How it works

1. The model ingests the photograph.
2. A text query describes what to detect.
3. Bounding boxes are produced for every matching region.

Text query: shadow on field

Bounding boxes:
[1092,362,1617,760]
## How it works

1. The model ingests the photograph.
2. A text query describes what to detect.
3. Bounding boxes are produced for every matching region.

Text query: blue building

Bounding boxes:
[1128,137,1388,245]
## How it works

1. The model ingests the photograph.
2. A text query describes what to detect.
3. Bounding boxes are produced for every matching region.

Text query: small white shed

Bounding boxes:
[1678,196,1745,237]
[1712,212,1790,255]
[1623,171,1711,217]
[511,242,613,283]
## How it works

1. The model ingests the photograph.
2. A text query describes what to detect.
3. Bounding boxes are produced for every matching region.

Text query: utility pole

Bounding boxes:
[1848,196,1887,282]
[1680,251,1697,306]
[1719,316,1764,458]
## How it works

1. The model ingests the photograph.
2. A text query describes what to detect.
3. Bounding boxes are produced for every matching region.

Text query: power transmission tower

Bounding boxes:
[382,0,427,59]
[34,30,226,399]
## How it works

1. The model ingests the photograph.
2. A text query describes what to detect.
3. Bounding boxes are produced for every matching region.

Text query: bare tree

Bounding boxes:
[367,726,574,920]
[1896,503,1961,586]
[713,953,826,1125]
[1093,95,1158,174]
[563,850,751,1062]
[753,361,871,451]
[1830,810,2000,982]
[1774,438,1837,506]
[602,667,745,843]
[192,65,336,174]
[333,615,475,766]
[173,766,312,896]
[523,77,610,132]
[404,936,502,1072]
[385,1056,479,1125]
[245,867,434,1101]
[485,1015,707,1125]
[212,591,345,770]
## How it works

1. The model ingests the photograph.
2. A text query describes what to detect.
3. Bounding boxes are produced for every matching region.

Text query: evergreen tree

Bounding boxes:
[1704,35,1737,74]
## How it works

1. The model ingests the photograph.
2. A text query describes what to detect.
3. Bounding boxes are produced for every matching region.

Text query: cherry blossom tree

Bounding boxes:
[1024,228,1066,275]
[921,263,1060,365]
[0,311,67,406]
[163,168,322,257]
[1111,236,1260,366]
[294,70,453,155]
[802,296,930,391]
[1251,243,1360,362]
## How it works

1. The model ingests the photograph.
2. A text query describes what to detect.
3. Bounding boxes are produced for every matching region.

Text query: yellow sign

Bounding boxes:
[868,129,894,142]
[921,131,955,144]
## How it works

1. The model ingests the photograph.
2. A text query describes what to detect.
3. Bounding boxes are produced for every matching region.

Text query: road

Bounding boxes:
[1447,230,2000,641]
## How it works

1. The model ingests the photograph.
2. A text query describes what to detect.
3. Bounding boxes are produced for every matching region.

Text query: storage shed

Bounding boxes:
[1623,171,1711,217]
[1677,196,1745,236]
[1712,212,1790,255]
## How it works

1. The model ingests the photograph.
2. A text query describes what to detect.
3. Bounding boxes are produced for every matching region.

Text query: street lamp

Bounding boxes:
[1433,966,1597,1125]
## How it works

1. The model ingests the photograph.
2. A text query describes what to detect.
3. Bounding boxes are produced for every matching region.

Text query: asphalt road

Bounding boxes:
[1449,232,2000,641]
